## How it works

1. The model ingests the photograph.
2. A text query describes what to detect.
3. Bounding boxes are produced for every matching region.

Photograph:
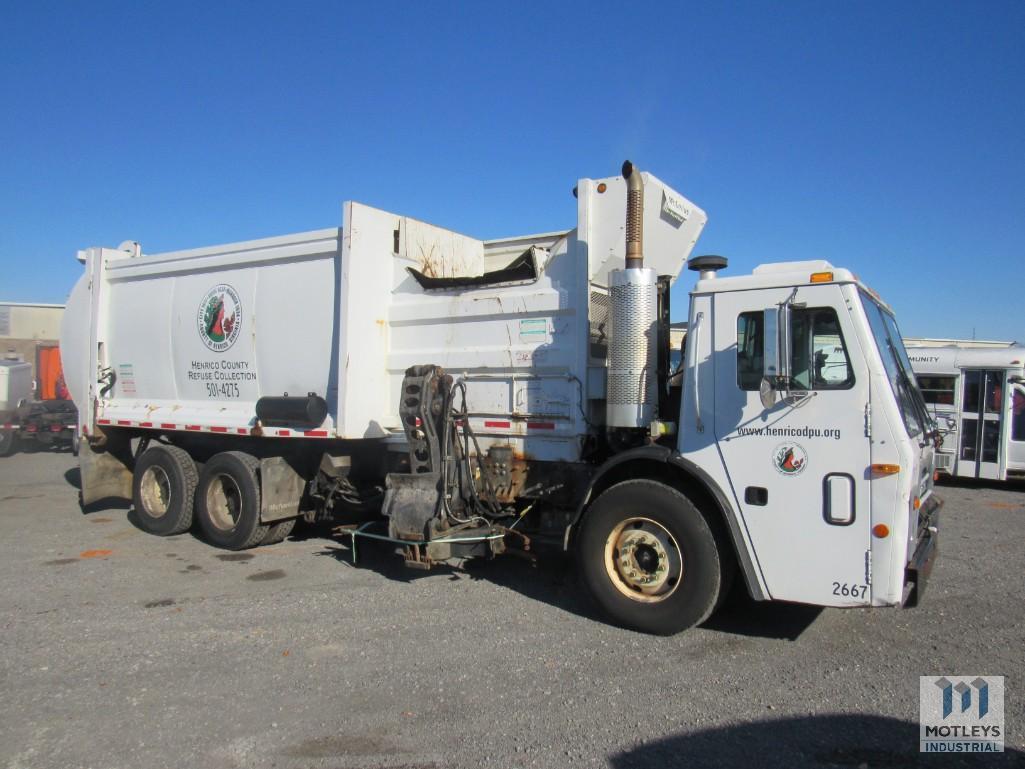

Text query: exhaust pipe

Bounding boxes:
[622,160,644,269]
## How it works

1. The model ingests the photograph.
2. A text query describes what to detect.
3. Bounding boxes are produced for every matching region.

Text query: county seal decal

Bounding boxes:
[198,284,242,352]
[773,442,808,476]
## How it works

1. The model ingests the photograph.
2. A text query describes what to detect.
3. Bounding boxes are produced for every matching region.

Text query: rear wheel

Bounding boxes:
[132,444,198,535]
[260,518,296,546]
[196,451,268,550]
[0,429,16,457]
[577,480,723,635]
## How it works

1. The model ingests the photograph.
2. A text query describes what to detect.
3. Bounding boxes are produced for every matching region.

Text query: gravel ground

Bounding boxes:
[0,449,1022,768]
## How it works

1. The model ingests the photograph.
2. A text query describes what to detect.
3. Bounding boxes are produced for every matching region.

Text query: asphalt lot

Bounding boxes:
[0,448,1022,769]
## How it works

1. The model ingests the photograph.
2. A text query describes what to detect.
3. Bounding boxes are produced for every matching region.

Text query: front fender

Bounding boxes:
[564,446,767,601]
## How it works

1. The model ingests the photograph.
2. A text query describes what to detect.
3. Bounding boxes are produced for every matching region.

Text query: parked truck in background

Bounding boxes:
[907,341,1025,482]
[0,346,78,457]
[60,162,940,634]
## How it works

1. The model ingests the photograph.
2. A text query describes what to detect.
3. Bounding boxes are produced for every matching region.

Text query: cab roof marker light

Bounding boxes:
[810,271,833,283]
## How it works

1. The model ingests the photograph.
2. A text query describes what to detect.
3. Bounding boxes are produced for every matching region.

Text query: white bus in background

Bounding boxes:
[906,341,1025,481]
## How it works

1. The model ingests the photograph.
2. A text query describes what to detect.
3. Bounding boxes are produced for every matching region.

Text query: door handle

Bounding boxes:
[823,473,855,525]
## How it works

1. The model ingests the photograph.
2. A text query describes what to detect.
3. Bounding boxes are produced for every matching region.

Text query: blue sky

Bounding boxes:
[2,1,1023,341]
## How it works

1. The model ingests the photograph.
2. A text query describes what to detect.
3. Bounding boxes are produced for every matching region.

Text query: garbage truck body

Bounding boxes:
[60,162,939,634]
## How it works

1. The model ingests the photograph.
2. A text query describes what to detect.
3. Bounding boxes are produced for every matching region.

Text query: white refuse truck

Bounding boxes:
[907,342,1025,481]
[60,162,940,634]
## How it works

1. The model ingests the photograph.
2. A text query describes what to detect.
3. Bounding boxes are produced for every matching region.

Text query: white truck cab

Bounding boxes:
[675,260,938,612]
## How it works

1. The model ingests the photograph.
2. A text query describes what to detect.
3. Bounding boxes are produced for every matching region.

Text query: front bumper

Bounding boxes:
[902,494,942,608]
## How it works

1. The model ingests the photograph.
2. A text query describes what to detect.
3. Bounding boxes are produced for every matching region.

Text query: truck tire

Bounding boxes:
[132,444,198,536]
[260,518,296,546]
[71,431,80,457]
[0,430,16,457]
[576,480,723,635]
[196,451,268,550]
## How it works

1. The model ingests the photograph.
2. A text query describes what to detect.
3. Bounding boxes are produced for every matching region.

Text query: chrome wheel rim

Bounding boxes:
[604,517,683,603]
[139,466,171,518]
[206,473,243,531]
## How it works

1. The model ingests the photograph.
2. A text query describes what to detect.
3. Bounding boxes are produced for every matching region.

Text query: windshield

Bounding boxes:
[860,292,932,439]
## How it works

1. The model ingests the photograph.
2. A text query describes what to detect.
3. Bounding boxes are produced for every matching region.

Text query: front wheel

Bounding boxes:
[576,480,723,635]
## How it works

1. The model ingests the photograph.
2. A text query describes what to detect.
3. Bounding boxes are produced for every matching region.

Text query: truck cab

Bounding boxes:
[678,260,938,610]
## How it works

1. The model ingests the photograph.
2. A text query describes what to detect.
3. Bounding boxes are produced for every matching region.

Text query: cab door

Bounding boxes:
[712,284,873,606]
[958,369,1006,480]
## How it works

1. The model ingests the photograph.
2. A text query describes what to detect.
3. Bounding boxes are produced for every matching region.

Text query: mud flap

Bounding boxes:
[259,456,305,523]
[78,436,133,506]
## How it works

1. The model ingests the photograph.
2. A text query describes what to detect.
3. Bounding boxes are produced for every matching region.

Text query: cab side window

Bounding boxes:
[737,312,764,390]
[737,308,854,391]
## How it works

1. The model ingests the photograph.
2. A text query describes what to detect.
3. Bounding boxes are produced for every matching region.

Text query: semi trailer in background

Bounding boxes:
[907,341,1025,482]
[60,162,939,634]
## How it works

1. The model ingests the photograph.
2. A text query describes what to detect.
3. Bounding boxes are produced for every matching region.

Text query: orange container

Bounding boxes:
[36,346,68,401]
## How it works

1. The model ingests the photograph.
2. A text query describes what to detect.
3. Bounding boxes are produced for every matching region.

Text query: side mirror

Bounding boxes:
[762,309,779,381]
[759,376,777,409]
[761,304,795,408]
[762,305,792,387]
[760,309,780,408]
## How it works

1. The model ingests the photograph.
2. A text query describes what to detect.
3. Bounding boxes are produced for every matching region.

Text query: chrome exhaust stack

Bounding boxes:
[606,161,658,430]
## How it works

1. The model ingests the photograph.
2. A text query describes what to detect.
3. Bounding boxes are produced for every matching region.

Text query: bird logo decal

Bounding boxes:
[773,443,808,476]
[198,285,242,352]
